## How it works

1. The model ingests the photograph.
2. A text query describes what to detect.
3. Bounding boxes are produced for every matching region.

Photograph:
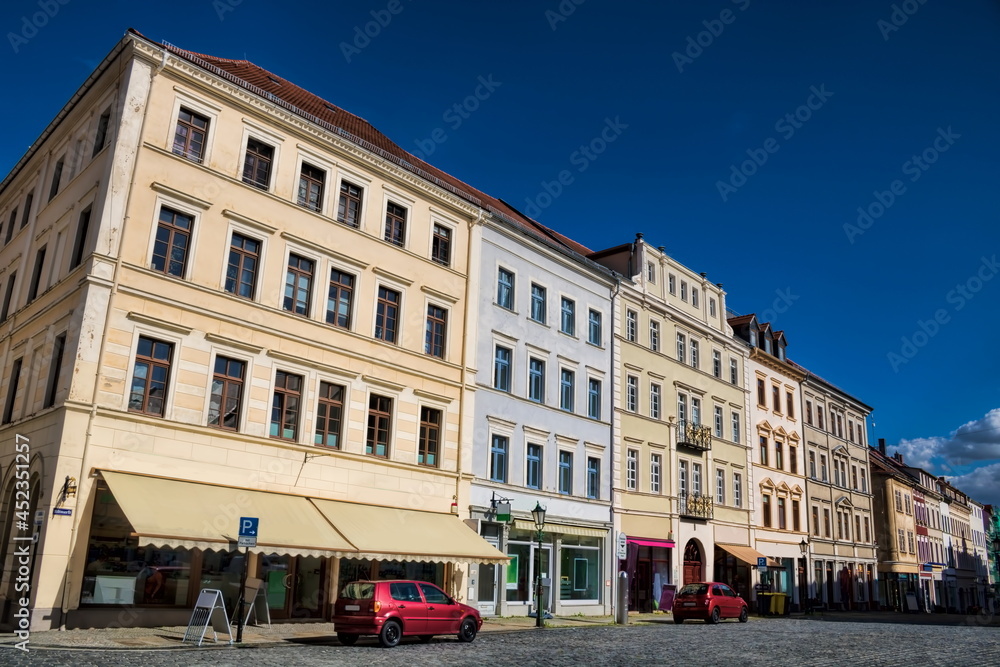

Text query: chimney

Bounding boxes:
[893,452,904,464]
[878,438,886,455]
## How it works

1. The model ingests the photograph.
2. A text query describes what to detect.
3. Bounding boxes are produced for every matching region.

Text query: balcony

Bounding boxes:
[676,419,712,451]
[678,492,714,520]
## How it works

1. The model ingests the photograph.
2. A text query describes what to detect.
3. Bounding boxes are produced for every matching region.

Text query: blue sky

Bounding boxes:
[3,1,999,504]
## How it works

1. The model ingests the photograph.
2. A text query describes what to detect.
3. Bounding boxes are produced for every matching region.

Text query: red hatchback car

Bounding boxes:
[672,581,749,624]
[333,580,482,648]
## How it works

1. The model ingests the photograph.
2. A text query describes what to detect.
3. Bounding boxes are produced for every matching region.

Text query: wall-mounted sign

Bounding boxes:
[53,508,72,516]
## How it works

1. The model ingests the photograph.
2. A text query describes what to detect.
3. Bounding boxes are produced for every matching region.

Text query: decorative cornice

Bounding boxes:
[126,311,194,336]
[150,181,212,210]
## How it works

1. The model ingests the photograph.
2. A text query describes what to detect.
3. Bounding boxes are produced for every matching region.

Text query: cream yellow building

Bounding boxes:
[592,235,751,610]
[0,31,517,630]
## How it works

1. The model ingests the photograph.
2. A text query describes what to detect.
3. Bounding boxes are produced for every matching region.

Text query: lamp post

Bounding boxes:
[799,538,809,610]
[532,501,547,628]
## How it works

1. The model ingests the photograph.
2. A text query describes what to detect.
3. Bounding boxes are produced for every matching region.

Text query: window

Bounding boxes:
[530,284,547,323]
[854,515,861,543]
[374,286,401,343]
[270,370,302,440]
[424,305,447,358]
[497,268,514,309]
[0,272,16,321]
[668,274,676,294]
[526,444,542,489]
[731,411,741,443]
[242,138,274,189]
[908,530,915,554]
[208,356,245,430]
[809,451,816,478]
[225,233,261,300]
[20,192,32,230]
[626,309,637,342]
[772,385,781,412]
[588,309,602,345]
[128,337,173,417]
[676,332,686,362]
[650,383,661,419]
[894,490,903,512]
[649,320,660,351]
[820,454,828,482]
[716,469,725,505]
[806,400,813,425]
[817,407,825,430]
[646,261,655,283]
[677,394,687,423]
[298,163,325,212]
[527,358,546,402]
[626,375,638,412]
[152,207,193,277]
[774,441,784,471]
[560,297,575,335]
[679,460,688,496]
[730,359,738,385]
[692,288,699,308]
[757,378,766,406]
[490,435,508,482]
[326,268,354,328]
[4,208,16,245]
[418,407,441,466]
[559,452,573,494]
[733,473,742,507]
[284,254,314,316]
[709,298,716,317]
[691,397,701,425]
[27,245,46,301]
[337,180,364,227]
[384,202,407,247]
[786,392,794,418]
[852,465,858,490]
[93,109,111,157]
[44,333,66,409]
[680,280,688,301]
[587,457,600,499]
[626,450,637,490]
[431,224,451,265]
[2,358,22,424]
[690,340,699,368]
[762,494,772,528]
[864,516,871,543]
[650,454,661,493]
[714,406,723,438]
[837,512,847,540]
[48,158,65,201]
[588,378,601,420]
[759,436,769,467]
[493,346,512,392]
[812,506,820,536]
[792,499,800,532]
[713,350,721,378]
[560,369,575,412]
[692,463,702,495]
[861,469,868,493]
[315,381,344,448]
[172,108,208,162]
[824,508,831,537]
[366,394,392,457]
[849,420,855,443]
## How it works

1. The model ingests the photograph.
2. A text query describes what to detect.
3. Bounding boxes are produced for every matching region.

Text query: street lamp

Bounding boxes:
[532,501,547,628]
[799,538,810,609]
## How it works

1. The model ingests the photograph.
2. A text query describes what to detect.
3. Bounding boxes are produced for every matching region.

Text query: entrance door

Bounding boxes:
[260,554,325,619]
[477,559,498,616]
[683,540,702,584]
[534,546,552,613]
[636,561,652,612]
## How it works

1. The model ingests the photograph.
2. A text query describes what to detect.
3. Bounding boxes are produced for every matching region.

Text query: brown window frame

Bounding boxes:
[384,202,407,247]
[20,192,32,230]
[756,378,766,406]
[152,207,193,278]
[270,370,302,441]
[759,436,768,467]
[812,506,820,536]
[418,406,441,466]
[225,232,261,300]
[762,494,772,528]
[315,381,345,448]
[792,499,801,532]
[366,394,392,457]
[777,497,787,530]
[337,180,363,228]
[242,138,274,190]
[208,356,245,431]
[424,304,447,358]
[297,163,325,212]
[283,254,314,317]
[431,224,451,265]
[2,358,22,424]
[172,108,209,162]
[326,268,355,329]
[128,336,173,417]
[48,158,64,201]
[375,286,400,343]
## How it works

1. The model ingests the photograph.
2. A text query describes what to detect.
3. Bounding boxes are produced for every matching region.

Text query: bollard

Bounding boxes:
[616,571,629,625]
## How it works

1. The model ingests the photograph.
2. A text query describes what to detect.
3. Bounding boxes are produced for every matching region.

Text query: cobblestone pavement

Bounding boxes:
[5,619,1000,667]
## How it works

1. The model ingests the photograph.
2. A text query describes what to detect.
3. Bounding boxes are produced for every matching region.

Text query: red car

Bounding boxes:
[333,580,482,648]
[672,581,749,624]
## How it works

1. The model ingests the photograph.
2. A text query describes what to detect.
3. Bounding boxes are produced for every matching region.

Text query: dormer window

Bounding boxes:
[749,329,757,347]
[764,337,772,354]
[777,345,785,361]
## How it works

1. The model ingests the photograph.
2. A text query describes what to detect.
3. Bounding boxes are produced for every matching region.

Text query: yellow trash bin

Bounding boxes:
[770,593,787,615]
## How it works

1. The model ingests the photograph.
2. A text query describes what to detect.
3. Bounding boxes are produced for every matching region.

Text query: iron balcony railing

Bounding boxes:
[678,492,714,520]
[676,419,712,451]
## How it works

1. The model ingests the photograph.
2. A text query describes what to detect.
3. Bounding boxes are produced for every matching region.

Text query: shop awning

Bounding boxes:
[100,471,356,558]
[717,543,780,568]
[311,499,509,565]
[626,537,676,548]
[513,520,609,538]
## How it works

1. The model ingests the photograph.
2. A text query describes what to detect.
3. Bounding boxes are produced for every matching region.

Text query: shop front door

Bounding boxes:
[477,557,498,616]
[260,554,325,620]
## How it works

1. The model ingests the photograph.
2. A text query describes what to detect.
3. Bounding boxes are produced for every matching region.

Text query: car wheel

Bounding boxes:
[458,617,478,643]
[739,606,749,623]
[673,617,684,624]
[708,606,721,624]
[337,632,359,646]
[378,619,402,648]
[418,635,434,643]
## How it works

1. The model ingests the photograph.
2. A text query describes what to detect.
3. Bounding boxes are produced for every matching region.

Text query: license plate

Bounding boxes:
[344,604,360,611]
[683,602,696,607]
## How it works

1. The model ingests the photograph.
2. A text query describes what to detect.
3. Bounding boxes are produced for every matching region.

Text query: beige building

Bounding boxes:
[797,367,876,610]
[0,31,519,630]
[592,235,751,609]
[870,447,920,610]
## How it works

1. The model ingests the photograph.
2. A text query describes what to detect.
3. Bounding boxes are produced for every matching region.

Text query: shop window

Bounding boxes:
[559,535,600,601]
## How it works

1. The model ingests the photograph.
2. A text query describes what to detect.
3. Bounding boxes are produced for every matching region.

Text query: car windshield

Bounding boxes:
[678,583,709,596]
[340,582,375,600]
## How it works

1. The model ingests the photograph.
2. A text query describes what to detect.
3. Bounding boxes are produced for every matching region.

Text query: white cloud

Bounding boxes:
[945,463,1000,507]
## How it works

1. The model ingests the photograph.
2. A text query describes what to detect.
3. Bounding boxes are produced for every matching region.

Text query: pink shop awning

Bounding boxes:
[628,537,676,548]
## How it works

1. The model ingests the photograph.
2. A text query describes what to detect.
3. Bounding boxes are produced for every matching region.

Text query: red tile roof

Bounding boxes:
[139,31,593,258]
